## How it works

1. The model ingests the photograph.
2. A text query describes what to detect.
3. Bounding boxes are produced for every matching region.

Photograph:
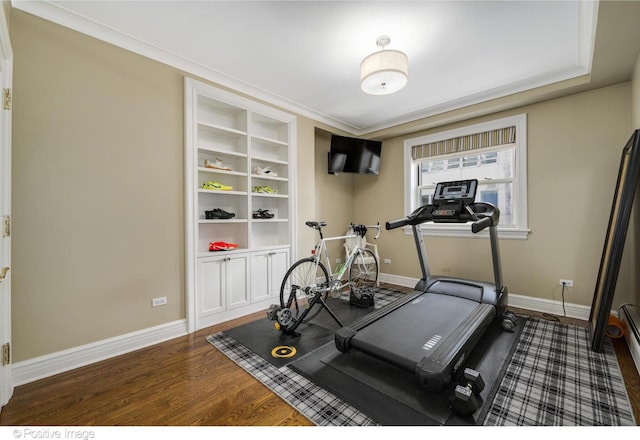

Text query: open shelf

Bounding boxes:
[186,77,296,330]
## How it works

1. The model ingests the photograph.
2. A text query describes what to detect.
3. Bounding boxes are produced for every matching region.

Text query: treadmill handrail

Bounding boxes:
[386,201,505,295]
[472,216,492,233]
[386,202,499,231]
[386,205,435,230]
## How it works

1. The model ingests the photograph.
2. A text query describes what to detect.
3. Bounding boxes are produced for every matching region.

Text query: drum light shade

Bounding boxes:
[360,37,408,95]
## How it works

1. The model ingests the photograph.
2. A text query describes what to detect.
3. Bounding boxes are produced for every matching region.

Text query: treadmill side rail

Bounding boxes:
[334,327,357,353]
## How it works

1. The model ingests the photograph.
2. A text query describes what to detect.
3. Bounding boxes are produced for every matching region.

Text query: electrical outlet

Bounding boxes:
[152,296,168,307]
[559,279,573,287]
[384,258,391,264]
[441,265,452,273]
[336,258,341,264]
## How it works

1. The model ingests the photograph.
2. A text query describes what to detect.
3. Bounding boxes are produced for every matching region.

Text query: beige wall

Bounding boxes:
[11,11,186,361]
[633,53,640,130]
[294,117,317,259]
[354,84,633,309]
[312,130,355,265]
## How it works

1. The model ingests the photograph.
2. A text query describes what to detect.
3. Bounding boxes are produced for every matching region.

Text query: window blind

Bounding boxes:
[411,126,516,160]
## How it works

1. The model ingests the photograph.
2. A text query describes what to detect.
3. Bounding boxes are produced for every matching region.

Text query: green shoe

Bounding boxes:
[203,181,233,191]
[253,185,277,194]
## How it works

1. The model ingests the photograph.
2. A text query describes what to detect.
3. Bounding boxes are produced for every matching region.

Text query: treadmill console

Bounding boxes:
[432,179,478,220]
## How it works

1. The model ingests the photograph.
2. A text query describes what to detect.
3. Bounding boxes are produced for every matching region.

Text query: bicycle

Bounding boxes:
[267,222,381,335]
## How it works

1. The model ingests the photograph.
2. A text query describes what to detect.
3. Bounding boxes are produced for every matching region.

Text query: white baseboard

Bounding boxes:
[379,272,417,288]
[380,273,591,320]
[195,299,273,330]
[507,293,591,320]
[12,319,188,387]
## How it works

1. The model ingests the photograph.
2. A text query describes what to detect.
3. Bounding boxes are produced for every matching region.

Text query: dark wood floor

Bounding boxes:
[1,285,638,426]
[0,310,312,426]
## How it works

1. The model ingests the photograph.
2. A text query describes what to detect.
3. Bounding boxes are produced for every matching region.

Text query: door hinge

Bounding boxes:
[1,343,9,366]
[0,267,8,283]
[2,88,11,110]
[2,215,9,237]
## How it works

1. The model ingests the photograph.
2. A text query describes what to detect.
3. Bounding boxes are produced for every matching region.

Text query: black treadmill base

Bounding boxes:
[289,316,525,426]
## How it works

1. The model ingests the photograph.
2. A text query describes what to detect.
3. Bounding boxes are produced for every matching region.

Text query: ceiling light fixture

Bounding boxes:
[360,35,408,95]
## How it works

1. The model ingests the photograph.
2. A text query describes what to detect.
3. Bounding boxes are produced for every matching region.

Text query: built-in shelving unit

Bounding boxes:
[184,78,296,331]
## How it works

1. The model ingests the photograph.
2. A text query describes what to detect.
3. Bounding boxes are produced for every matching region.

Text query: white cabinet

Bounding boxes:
[197,252,250,319]
[185,78,296,330]
[251,248,290,303]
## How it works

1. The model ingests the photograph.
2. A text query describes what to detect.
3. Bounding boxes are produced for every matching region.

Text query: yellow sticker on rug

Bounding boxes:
[271,345,297,358]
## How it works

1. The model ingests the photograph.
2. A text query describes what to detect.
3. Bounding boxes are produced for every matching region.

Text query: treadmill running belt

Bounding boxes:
[349,293,480,371]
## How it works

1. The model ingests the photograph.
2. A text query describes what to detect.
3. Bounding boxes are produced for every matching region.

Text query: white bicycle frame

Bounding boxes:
[272,222,381,333]
[311,223,381,296]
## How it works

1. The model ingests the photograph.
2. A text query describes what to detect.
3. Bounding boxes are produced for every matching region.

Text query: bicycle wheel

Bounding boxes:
[279,257,330,323]
[348,248,379,299]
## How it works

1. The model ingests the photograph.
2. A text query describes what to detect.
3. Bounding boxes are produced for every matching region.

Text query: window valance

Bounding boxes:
[411,126,516,160]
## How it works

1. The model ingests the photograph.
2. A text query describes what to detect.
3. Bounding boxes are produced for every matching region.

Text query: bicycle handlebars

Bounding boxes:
[349,222,381,239]
[304,221,382,240]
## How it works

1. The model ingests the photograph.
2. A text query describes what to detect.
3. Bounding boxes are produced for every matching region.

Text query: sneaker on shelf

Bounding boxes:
[254,166,277,177]
[203,181,233,191]
[205,208,236,220]
[205,158,232,171]
[252,185,277,194]
[209,241,239,252]
[252,209,275,219]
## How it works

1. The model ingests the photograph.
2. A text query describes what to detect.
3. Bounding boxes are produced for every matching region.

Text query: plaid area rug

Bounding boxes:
[207,332,377,425]
[205,287,404,426]
[484,318,636,426]
[208,300,636,426]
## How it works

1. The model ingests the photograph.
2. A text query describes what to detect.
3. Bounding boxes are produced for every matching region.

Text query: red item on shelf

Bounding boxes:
[209,241,238,251]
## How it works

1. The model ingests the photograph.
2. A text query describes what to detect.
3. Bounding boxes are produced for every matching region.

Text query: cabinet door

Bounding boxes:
[198,257,225,316]
[270,249,290,297]
[251,252,271,302]
[226,254,250,309]
[251,248,290,303]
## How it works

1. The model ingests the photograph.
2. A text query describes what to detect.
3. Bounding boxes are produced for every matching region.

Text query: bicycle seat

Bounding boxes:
[305,221,327,229]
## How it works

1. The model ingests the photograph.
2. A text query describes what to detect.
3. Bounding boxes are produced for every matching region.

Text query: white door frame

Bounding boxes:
[0,3,13,410]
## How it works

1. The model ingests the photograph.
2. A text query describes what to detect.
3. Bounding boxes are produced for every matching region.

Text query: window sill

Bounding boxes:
[402,225,530,240]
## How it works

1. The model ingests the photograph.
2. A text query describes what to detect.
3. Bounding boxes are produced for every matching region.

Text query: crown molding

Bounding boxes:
[11,0,360,133]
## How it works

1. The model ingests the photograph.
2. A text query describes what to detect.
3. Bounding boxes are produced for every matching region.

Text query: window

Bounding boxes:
[404,114,529,239]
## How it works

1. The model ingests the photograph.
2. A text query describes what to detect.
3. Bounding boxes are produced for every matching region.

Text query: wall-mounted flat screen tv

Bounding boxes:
[328,135,382,175]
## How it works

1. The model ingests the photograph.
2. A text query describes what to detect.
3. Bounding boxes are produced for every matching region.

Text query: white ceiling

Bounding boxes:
[11,1,631,136]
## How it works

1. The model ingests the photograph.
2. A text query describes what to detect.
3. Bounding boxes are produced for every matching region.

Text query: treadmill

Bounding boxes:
[335,179,510,393]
